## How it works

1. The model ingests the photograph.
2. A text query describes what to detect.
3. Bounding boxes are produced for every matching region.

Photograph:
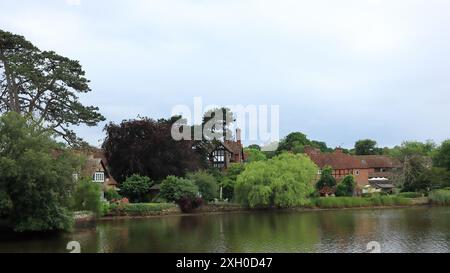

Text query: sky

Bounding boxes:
[1,0,450,148]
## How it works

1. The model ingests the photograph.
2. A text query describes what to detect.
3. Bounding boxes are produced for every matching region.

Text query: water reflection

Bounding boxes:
[0,207,449,253]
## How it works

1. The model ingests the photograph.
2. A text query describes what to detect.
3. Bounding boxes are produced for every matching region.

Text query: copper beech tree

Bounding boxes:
[102,117,206,183]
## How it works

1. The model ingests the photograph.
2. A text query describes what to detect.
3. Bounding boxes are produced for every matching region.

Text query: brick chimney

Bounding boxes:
[236,128,242,144]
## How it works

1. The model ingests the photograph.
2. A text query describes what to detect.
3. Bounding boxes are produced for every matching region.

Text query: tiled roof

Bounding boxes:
[305,148,367,170]
[356,155,401,169]
[223,140,244,156]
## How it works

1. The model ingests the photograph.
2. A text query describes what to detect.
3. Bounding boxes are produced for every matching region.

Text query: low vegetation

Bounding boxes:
[313,196,412,209]
[71,178,104,217]
[106,203,176,216]
[428,190,450,205]
[397,192,424,198]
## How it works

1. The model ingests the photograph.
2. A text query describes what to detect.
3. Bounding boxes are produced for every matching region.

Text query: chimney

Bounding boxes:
[236,128,241,144]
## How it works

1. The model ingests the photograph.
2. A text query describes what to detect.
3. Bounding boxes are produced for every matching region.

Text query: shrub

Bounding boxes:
[71,178,103,216]
[187,171,218,202]
[429,190,450,205]
[120,175,153,203]
[235,153,318,208]
[315,166,337,195]
[104,188,122,201]
[335,175,356,197]
[160,176,202,212]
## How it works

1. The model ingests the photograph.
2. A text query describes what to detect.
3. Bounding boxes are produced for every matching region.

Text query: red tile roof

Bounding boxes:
[356,155,401,169]
[305,148,367,170]
[305,146,401,171]
[223,140,244,156]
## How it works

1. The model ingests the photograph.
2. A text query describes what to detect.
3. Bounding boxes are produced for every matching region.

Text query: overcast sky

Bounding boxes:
[1,0,449,148]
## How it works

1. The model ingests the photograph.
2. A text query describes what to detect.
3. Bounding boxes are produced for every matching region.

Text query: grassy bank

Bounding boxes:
[100,195,435,218]
[429,190,450,205]
[312,196,412,209]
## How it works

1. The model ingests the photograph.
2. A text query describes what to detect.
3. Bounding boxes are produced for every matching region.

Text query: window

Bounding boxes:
[212,149,225,163]
[317,169,322,175]
[93,172,105,182]
[354,170,360,176]
[72,173,79,181]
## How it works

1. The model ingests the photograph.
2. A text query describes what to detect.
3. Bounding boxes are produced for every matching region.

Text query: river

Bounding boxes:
[1,207,449,253]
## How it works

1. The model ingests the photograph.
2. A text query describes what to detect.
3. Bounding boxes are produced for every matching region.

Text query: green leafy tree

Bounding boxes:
[247,144,261,151]
[0,30,105,145]
[235,153,318,208]
[160,176,198,202]
[433,140,450,171]
[187,171,218,201]
[276,132,310,154]
[315,166,337,194]
[219,163,245,200]
[71,178,103,216]
[120,175,153,203]
[354,139,381,155]
[0,112,80,231]
[276,132,331,154]
[335,175,356,197]
[389,141,436,158]
[244,148,267,162]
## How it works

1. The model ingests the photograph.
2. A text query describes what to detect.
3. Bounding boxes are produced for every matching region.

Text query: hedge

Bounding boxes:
[106,203,176,216]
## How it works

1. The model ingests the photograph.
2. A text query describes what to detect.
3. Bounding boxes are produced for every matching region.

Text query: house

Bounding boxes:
[305,147,370,187]
[209,129,245,169]
[76,149,118,190]
[356,155,401,192]
[304,147,401,189]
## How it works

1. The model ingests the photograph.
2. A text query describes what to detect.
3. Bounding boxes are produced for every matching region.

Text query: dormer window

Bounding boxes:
[93,172,105,183]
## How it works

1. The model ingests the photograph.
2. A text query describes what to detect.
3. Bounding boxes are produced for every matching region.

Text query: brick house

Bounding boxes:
[209,129,245,169]
[304,147,400,188]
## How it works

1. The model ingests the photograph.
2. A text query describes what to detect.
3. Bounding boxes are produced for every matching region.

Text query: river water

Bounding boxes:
[1,207,449,253]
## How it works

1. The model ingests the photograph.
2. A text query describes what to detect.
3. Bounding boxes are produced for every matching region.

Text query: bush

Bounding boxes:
[120,175,153,203]
[235,153,318,208]
[71,178,103,216]
[316,166,337,195]
[429,190,450,205]
[397,192,423,198]
[160,176,202,212]
[335,175,356,197]
[187,171,218,202]
[104,188,122,201]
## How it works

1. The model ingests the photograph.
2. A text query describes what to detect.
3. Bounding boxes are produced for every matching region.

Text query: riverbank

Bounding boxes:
[94,196,433,221]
